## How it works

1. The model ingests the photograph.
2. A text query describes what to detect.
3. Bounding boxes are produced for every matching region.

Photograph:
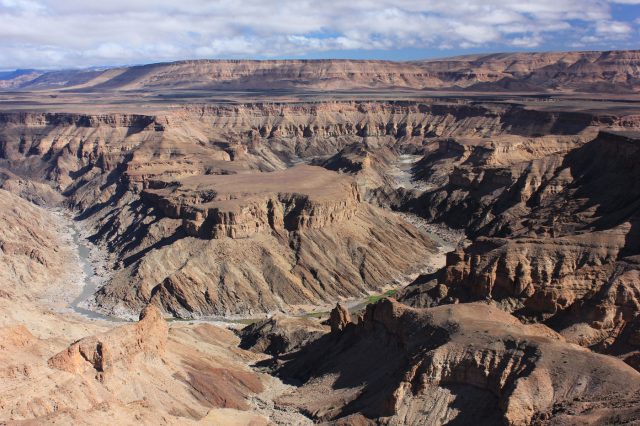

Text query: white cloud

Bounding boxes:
[510,34,544,48]
[596,20,633,37]
[0,0,637,68]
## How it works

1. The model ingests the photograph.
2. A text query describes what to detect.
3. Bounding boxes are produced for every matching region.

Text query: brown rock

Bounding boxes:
[329,303,351,333]
[405,130,640,366]
[9,51,640,93]
[48,305,168,375]
[239,314,329,356]
[277,300,640,425]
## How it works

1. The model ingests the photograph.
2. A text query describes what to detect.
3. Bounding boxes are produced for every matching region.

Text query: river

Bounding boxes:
[56,212,122,322]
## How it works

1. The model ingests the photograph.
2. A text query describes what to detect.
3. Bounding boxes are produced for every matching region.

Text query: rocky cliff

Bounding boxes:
[0,100,637,319]
[1,102,476,317]
[141,165,361,239]
[0,187,278,424]
[1,58,640,423]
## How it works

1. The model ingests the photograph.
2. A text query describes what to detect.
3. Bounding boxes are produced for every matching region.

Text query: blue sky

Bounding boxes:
[0,0,638,69]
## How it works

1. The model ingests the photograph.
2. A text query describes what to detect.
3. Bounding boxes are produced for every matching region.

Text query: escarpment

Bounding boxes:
[8,51,640,93]
[276,299,640,425]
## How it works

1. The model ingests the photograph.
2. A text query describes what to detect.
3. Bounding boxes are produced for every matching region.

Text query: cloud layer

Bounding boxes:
[0,0,638,68]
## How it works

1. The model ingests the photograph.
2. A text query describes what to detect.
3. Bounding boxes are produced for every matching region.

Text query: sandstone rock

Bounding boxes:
[48,305,168,375]
[329,303,352,333]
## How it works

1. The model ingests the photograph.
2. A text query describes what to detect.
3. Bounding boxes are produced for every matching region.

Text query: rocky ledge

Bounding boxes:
[141,164,361,239]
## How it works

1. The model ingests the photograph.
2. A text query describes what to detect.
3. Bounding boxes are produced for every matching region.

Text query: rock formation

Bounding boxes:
[329,303,352,333]
[48,305,168,376]
[239,315,328,356]
[276,299,640,425]
[141,164,361,239]
[400,130,640,370]
[0,187,285,424]
[1,50,640,424]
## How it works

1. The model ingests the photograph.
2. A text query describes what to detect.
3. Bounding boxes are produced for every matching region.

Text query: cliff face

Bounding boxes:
[0,188,276,424]
[3,53,640,424]
[6,50,640,93]
[141,165,361,239]
[2,102,477,317]
[0,101,616,191]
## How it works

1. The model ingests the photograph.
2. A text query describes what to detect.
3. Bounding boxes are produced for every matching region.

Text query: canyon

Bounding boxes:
[0,50,640,424]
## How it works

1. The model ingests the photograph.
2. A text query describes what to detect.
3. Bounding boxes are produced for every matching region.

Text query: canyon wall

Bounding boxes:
[275,299,640,425]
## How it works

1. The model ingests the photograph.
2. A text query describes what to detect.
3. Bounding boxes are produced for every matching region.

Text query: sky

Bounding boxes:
[0,0,639,69]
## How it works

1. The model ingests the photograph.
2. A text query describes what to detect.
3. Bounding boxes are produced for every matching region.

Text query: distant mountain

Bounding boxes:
[0,69,43,89]
[2,50,639,93]
[0,69,39,79]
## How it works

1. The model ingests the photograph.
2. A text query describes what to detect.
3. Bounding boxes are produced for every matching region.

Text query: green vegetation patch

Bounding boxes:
[366,289,398,304]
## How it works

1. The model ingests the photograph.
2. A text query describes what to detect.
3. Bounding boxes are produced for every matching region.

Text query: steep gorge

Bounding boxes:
[1,99,638,322]
[2,49,640,425]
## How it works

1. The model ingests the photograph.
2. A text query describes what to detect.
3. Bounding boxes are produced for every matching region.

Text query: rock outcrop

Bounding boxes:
[48,305,168,376]
[0,192,279,424]
[402,130,640,370]
[1,52,640,424]
[141,165,361,239]
[8,101,525,317]
[239,315,328,356]
[0,83,639,323]
[276,299,640,425]
[329,303,351,333]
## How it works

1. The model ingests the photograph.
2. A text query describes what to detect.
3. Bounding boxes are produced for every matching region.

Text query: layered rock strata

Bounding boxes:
[5,50,640,93]
[0,101,637,318]
[141,165,360,239]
